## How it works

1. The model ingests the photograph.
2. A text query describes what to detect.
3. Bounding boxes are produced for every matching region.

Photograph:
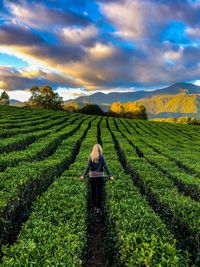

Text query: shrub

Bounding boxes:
[78,104,103,115]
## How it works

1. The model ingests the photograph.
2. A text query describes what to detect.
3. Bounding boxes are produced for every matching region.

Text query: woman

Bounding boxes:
[80,144,115,214]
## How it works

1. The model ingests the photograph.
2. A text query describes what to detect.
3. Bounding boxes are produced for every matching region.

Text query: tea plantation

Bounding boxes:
[0,105,199,266]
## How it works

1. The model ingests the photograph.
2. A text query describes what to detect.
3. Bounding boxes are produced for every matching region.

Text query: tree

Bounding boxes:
[110,102,125,117]
[79,104,103,115]
[0,91,9,105]
[109,101,148,120]
[27,85,63,110]
[64,102,78,112]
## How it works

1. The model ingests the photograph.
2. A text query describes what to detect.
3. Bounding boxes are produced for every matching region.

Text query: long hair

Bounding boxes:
[89,144,102,163]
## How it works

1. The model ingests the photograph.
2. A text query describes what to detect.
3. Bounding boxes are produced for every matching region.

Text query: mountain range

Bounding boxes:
[9,82,200,118]
[65,82,200,117]
[9,99,25,107]
[66,82,200,105]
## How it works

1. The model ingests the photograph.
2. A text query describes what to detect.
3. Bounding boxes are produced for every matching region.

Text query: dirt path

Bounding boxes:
[85,209,106,267]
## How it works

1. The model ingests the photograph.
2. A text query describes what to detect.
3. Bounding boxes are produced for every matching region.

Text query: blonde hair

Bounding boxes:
[89,144,102,163]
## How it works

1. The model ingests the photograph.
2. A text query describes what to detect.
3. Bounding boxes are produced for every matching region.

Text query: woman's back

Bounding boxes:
[89,154,104,172]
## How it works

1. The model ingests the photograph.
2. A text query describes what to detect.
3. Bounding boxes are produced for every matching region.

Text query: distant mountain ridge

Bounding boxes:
[65,82,200,117]
[65,83,200,107]
[9,99,25,107]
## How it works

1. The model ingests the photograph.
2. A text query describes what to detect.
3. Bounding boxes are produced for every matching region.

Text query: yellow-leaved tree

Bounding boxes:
[64,102,78,112]
[109,101,148,119]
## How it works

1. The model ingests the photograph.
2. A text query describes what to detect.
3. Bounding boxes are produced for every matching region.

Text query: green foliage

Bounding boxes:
[79,104,104,115]
[108,118,200,265]
[0,115,81,171]
[1,117,99,266]
[0,116,92,261]
[27,85,64,110]
[0,91,9,105]
[101,119,188,266]
[0,106,200,266]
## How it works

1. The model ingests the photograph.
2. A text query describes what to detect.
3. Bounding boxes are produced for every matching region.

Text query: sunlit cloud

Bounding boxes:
[194,80,200,86]
[55,87,89,101]
[87,43,115,59]
[0,65,82,91]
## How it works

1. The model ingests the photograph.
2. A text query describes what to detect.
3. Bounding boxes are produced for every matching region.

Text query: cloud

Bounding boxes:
[164,48,183,61]
[100,0,168,40]
[60,25,98,45]
[5,0,91,29]
[87,42,116,59]
[61,43,147,89]
[186,26,200,37]
[0,66,82,90]
[0,66,42,90]
[0,24,43,46]
[26,43,86,63]
[100,0,200,42]
[55,87,88,101]
[194,79,200,86]
[181,46,200,68]
[0,23,86,68]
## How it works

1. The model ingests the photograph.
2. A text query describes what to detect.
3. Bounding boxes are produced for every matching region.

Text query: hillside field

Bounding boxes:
[0,105,200,266]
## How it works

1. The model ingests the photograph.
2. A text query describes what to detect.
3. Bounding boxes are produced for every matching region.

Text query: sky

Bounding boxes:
[0,0,200,101]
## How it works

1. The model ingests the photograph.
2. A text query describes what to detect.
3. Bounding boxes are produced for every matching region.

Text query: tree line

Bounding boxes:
[64,101,148,119]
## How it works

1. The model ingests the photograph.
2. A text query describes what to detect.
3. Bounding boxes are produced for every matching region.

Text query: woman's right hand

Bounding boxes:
[80,175,85,180]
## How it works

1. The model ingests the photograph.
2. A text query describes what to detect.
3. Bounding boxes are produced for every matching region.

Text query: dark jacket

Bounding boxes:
[82,154,112,178]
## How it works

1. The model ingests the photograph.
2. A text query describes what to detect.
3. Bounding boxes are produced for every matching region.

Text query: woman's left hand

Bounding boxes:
[110,176,115,181]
